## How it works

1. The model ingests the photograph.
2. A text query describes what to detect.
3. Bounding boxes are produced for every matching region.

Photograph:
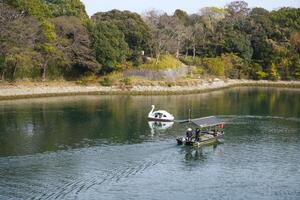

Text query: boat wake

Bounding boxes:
[32,143,177,200]
[218,115,300,123]
[31,160,159,200]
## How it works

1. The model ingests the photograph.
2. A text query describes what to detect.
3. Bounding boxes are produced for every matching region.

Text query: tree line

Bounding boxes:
[0,0,300,81]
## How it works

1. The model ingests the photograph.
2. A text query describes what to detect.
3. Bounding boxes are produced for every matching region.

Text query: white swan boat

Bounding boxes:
[148,105,174,122]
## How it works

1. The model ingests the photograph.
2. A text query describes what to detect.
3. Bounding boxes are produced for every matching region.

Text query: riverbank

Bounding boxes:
[0,79,300,100]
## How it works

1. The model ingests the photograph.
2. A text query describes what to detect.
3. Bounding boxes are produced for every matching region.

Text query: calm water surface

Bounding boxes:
[0,87,299,200]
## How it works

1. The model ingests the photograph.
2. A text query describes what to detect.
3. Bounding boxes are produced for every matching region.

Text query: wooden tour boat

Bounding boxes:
[176,116,225,147]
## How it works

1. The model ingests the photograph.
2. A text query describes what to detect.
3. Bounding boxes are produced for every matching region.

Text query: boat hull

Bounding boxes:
[176,132,224,147]
[148,117,174,122]
[192,138,218,147]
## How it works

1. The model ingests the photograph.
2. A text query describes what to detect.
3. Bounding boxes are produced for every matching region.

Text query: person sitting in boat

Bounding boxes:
[195,128,201,142]
[211,128,218,137]
[186,128,193,142]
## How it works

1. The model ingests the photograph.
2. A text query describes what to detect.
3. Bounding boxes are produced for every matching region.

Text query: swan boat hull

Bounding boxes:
[148,117,174,122]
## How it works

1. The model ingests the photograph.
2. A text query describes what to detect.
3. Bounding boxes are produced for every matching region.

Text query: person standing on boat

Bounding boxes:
[186,128,193,142]
[195,128,201,142]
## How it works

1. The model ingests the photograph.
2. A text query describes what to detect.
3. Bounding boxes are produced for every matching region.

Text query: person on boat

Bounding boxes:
[212,127,218,137]
[186,128,193,142]
[195,128,201,142]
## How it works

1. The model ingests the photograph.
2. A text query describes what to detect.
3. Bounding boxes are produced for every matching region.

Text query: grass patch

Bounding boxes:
[99,72,123,86]
[76,74,98,85]
[140,55,182,70]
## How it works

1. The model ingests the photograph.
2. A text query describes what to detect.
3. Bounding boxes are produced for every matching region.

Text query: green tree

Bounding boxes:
[90,22,128,74]
[5,48,23,80]
[174,9,190,26]
[221,53,247,79]
[92,10,151,56]
[249,7,273,67]
[46,0,88,21]
[17,0,51,19]
[198,7,227,57]
[223,29,253,62]
[293,60,300,79]
[277,57,292,79]
[0,3,41,80]
[38,19,57,81]
[4,48,41,80]
[270,8,300,33]
[291,56,300,79]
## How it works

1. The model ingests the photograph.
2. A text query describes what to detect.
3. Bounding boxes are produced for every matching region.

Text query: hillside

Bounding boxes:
[0,1,300,83]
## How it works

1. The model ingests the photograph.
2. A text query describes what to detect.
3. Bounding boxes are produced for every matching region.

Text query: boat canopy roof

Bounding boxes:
[191,116,224,128]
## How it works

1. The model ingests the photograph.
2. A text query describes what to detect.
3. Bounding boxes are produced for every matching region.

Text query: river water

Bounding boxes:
[0,87,299,200]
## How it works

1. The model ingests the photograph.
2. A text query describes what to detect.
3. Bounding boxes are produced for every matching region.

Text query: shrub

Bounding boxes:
[15,66,40,80]
[202,57,225,76]
[121,77,132,86]
[192,66,204,75]
[99,76,114,86]
[268,63,281,81]
[180,56,202,66]
[256,71,268,80]
[47,64,64,80]
[221,53,245,79]
[249,62,267,80]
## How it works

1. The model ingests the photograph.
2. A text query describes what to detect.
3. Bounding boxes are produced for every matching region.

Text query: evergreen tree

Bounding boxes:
[90,22,129,74]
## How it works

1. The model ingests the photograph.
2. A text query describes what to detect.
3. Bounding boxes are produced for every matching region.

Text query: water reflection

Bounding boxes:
[0,88,300,200]
[182,143,220,162]
[184,147,205,161]
[0,87,299,156]
[148,121,174,136]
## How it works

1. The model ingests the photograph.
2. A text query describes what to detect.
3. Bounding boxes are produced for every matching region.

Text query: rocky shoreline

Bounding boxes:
[0,79,300,100]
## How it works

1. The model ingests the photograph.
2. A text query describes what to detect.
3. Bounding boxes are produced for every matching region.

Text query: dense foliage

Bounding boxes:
[89,21,129,73]
[92,10,151,67]
[0,0,299,81]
